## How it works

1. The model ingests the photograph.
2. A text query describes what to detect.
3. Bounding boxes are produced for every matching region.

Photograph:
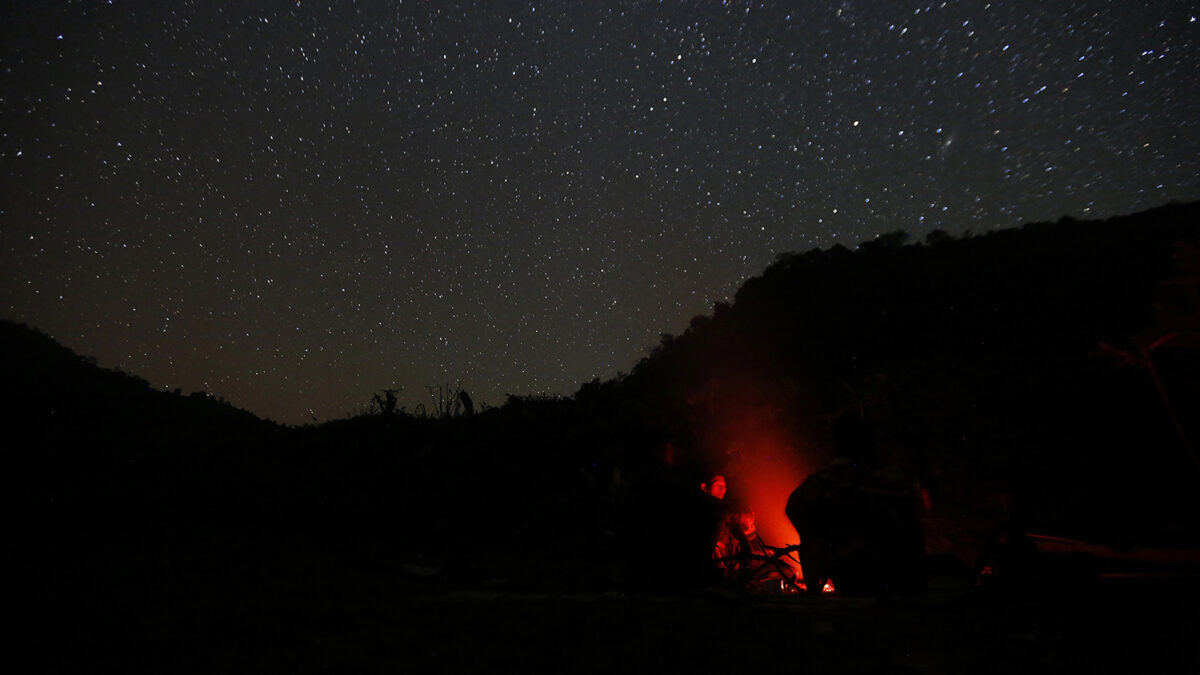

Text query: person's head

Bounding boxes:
[726,501,757,540]
[734,510,757,539]
[702,474,727,500]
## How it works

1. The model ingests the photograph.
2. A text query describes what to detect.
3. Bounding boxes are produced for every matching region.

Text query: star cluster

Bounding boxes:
[2,1,1197,423]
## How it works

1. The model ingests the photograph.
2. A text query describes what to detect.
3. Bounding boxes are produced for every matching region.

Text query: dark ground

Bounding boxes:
[32,551,1200,674]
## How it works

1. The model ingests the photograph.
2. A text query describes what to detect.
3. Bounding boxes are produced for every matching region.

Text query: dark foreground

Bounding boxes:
[32,558,1200,674]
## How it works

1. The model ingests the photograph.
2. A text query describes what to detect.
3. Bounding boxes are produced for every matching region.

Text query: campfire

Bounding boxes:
[699,419,926,596]
[703,431,842,594]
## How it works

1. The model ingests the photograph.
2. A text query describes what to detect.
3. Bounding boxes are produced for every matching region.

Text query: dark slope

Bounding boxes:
[1,319,273,440]
[617,201,1200,541]
[7,203,1199,672]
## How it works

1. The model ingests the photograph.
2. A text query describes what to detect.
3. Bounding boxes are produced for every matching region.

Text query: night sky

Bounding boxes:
[2,1,1197,424]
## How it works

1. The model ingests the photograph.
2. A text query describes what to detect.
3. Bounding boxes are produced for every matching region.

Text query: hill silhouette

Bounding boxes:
[7,202,1200,671]
[610,201,1200,545]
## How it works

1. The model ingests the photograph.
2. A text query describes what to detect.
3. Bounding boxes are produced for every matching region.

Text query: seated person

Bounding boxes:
[713,500,799,589]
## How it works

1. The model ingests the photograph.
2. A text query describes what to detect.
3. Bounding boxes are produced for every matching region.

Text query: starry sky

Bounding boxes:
[2,1,1198,424]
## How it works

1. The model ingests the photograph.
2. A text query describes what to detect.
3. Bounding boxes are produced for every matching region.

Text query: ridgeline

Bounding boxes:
[8,202,1199,669]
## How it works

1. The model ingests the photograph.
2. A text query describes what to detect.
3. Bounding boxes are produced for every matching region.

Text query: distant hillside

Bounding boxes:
[6,203,1198,608]
[1,319,274,445]
[9,206,1197,675]
[608,201,1199,540]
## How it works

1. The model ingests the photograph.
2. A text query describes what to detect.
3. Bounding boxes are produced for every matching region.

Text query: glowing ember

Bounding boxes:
[790,578,837,595]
